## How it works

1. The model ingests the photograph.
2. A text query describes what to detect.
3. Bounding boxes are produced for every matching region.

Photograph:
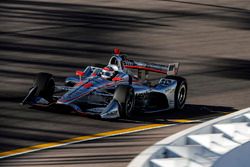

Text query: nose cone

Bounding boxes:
[57,77,110,104]
[57,85,91,104]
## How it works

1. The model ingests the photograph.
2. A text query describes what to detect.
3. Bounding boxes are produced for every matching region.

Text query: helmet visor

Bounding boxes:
[101,70,114,78]
[103,71,113,77]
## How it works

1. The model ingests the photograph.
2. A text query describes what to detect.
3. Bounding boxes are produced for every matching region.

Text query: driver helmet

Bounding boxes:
[101,65,118,79]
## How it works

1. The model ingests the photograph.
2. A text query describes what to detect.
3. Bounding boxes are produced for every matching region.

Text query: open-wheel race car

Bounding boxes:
[22,49,187,119]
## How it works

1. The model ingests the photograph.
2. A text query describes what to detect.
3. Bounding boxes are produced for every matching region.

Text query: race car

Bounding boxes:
[22,48,187,119]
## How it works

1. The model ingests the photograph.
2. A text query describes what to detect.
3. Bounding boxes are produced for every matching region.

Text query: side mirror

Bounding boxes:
[76,71,85,81]
[112,77,122,82]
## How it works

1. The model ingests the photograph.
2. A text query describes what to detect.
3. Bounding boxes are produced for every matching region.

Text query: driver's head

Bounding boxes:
[101,66,116,80]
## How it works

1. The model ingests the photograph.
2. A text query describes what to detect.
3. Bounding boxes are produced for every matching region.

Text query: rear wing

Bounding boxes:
[123,60,179,76]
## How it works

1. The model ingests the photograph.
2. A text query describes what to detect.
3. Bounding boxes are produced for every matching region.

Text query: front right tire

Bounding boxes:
[113,85,135,118]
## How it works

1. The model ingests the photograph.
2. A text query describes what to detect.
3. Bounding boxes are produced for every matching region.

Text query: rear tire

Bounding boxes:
[33,72,55,101]
[165,76,187,110]
[114,85,135,118]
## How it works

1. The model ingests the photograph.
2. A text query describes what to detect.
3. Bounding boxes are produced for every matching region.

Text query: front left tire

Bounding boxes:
[33,72,55,101]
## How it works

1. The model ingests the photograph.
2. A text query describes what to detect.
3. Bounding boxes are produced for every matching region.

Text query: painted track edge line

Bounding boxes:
[0,123,176,159]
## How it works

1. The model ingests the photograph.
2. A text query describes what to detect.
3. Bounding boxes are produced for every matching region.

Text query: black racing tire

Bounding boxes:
[33,72,55,101]
[165,76,187,110]
[114,85,135,118]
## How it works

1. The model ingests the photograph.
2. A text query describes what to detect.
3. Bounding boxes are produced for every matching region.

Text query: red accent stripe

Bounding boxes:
[83,82,93,88]
[112,76,122,81]
[124,65,167,74]
[91,73,97,76]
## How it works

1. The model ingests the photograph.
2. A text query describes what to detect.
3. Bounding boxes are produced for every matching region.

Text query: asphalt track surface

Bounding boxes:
[0,0,250,166]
